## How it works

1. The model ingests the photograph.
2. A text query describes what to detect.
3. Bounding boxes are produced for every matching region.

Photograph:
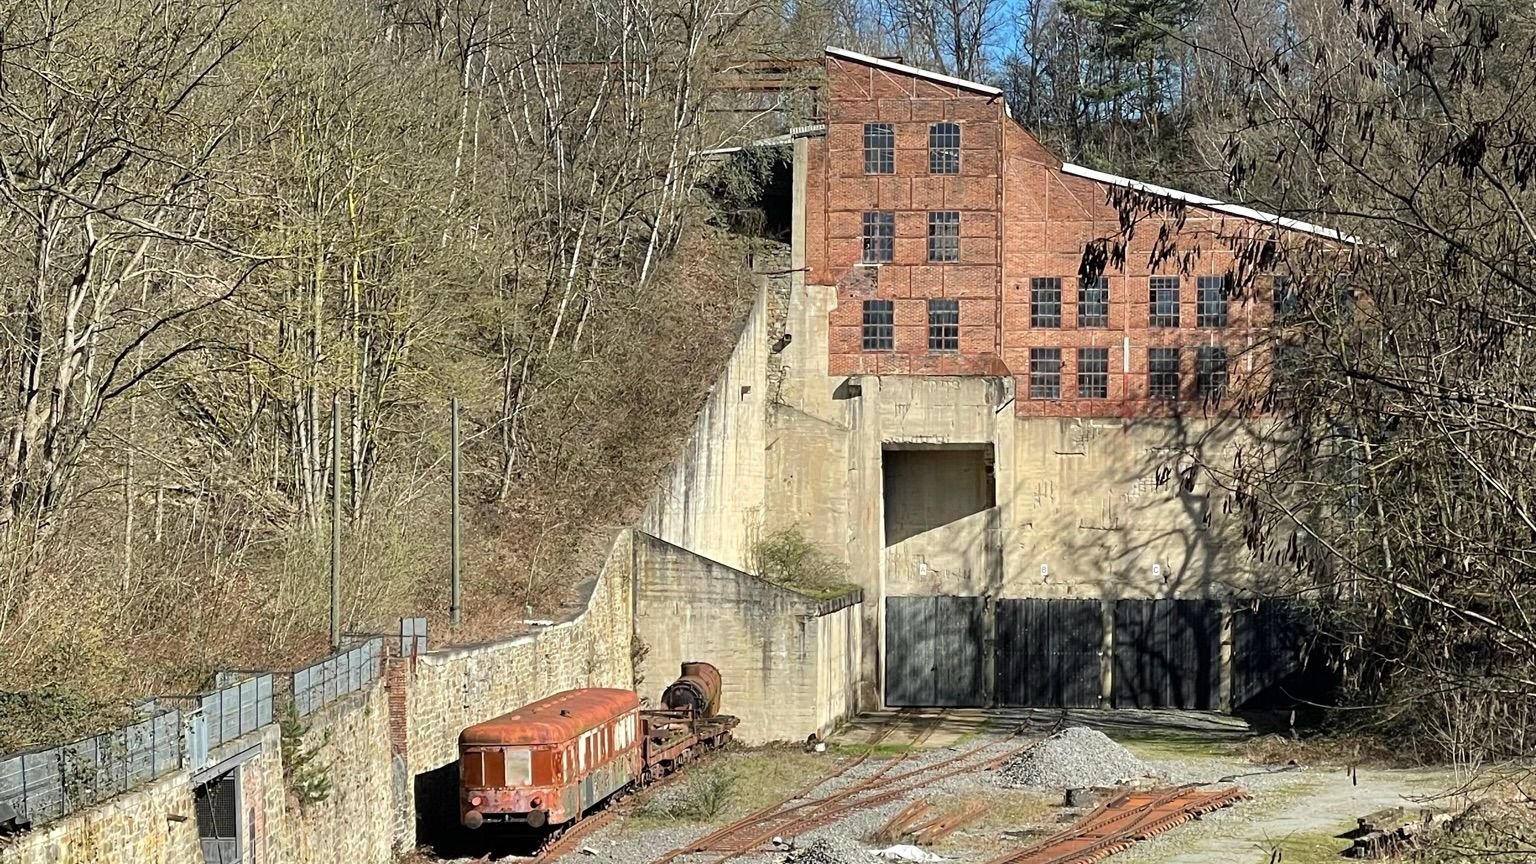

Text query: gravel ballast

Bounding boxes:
[996,727,1155,790]
[784,836,871,864]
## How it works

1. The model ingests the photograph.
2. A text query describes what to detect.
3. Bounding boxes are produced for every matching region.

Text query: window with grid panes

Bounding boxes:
[929,122,960,174]
[1148,347,1181,399]
[1197,276,1229,327]
[1077,348,1109,398]
[1030,348,1061,399]
[1078,276,1109,327]
[1031,277,1062,327]
[861,211,894,263]
[863,123,893,174]
[862,299,894,350]
[928,299,959,350]
[1197,346,1228,398]
[1273,276,1299,317]
[1149,276,1181,327]
[927,211,959,262]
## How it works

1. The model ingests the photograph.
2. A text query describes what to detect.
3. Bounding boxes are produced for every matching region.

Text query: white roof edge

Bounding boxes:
[694,132,796,157]
[1060,163,1358,244]
[791,124,827,138]
[825,46,1002,97]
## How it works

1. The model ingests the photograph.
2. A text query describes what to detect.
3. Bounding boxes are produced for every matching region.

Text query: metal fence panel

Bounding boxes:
[256,675,273,728]
[400,617,427,657]
[0,709,181,829]
[1113,599,1220,710]
[294,638,384,716]
[996,599,1103,708]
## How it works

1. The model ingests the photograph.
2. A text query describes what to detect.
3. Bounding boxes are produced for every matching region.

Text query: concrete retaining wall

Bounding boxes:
[633,531,861,744]
[639,270,770,573]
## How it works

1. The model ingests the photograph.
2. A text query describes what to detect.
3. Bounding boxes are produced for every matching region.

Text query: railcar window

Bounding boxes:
[463,750,484,787]
[483,748,506,787]
[504,748,532,785]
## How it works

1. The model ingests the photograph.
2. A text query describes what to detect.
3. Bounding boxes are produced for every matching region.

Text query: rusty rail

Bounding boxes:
[689,712,955,859]
[645,710,920,864]
[652,715,1064,864]
[983,785,1248,864]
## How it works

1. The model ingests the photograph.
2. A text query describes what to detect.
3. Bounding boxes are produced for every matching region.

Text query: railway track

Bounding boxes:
[651,712,1066,864]
[531,734,729,863]
[645,710,925,864]
[981,785,1248,864]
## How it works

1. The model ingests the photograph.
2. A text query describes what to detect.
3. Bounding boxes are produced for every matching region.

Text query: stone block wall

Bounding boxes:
[633,531,862,744]
[285,681,396,864]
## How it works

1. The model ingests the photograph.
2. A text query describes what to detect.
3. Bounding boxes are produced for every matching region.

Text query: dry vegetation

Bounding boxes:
[0,0,797,749]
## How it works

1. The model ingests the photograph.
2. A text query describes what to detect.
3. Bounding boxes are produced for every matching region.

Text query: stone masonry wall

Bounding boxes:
[286,680,396,864]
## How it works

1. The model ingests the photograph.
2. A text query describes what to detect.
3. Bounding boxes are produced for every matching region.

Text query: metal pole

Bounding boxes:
[450,396,462,627]
[330,392,342,651]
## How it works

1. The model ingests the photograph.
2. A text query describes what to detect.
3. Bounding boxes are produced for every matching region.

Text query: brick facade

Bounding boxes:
[808,51,1295,417]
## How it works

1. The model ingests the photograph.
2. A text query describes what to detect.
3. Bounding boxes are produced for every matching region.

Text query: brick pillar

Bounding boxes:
[386,653,413,852]
[387,656,409,757]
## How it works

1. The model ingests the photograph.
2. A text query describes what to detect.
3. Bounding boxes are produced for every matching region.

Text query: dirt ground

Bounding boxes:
[411,710,1478,864]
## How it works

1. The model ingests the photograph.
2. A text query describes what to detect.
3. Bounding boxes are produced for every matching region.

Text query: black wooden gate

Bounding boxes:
[1232,600,1312,707]
[1112,599,1220,709]
[995,599,1103,708]
[883,596,986,707]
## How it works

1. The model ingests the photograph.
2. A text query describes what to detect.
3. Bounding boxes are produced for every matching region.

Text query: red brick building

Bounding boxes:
[802,48,1345,417]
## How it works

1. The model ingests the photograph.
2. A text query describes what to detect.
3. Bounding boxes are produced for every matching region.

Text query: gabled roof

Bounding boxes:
[824,47,1002,98]
[1061,163,1357,244]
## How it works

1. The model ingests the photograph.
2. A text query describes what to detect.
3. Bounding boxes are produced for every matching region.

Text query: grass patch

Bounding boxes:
[1242,733,1407,768]
[1106,729,1242,762]
[623,748,833,830]
[1255,824,1355,864]
[827,741,920,759]
[927,789,1058,854]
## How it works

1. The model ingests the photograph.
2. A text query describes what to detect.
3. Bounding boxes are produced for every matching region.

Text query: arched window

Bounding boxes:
[929,122,960,174]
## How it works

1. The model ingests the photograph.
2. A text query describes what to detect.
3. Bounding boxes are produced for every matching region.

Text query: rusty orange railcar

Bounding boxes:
[459,688,642,830]
[458,663,739,834]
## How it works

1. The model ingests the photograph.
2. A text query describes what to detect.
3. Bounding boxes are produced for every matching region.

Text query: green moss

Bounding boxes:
[827,742,918,758]
[1259,824,1355,864]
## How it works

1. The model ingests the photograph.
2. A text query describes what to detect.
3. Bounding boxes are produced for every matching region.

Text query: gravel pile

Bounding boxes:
[996,727,1152,790]
[784,836,871,864]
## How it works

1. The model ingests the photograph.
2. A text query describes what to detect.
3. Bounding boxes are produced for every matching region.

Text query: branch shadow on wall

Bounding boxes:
[1032,399,1335,722]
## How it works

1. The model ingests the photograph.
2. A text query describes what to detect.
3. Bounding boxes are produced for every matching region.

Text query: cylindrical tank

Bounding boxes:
[661,661,722,717]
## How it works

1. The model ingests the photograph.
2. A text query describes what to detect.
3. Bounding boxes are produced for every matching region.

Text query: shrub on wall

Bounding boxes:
[750,528,857,600]
[280,704,333,810]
